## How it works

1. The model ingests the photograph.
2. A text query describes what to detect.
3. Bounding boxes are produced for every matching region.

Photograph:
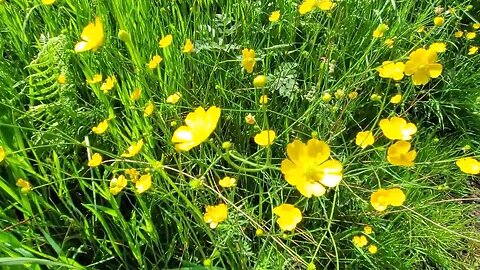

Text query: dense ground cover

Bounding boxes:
[0,0,479,269]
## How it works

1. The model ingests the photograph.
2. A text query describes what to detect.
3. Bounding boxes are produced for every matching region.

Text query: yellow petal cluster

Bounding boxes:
[92,120,108,134]
[183,39,194,53]
[370,188,405,211]
[379,117,417,141]
[355,131,375,149]
[373,23,389,38]
[109,175,127,195]
[87,74,102,84]
[159,34,173,48]
[455,157,480,175]
[219,176,236,188]
[352,235,368,247]
[241,48,255,73]
[273,204,302,231]
[0,146,5,162]
[299,0,334,14]
[136,174,152,194]
[121,139,144,158]
[88,153,102,167]
[254,130,276,147]
[75,17,105,53]
[166,92,181,104]
[269,11,281,22]
[387,141,417,167]
[16,178,32,194]
[147,55,163,69]
[101,75,116,93]
[377,61,405,81]
[144,101,155,117]
[404,48,443,86]
[172,106,221,151]
[280,139,343,197]
[203,203,228,229]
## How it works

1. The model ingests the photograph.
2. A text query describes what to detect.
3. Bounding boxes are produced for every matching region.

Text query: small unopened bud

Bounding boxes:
[222,141,232,150]
[118,30,131,43]
[253,75,267,88]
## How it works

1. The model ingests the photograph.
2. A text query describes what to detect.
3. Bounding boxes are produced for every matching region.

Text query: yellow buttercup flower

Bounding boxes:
[370,188,406,211]
[334,88,345,99]
[42,0,56,5]
[75,17,105,53]
[101,75,116,93]
[121,139,144,158]
[370,189,389,211]
[348,91,358,99]
[355,131,374,149]
[322,92,332,102]
[172,106,221,151]
[159,34,173,48]
[219,176,236,188]
[387,141,416,167]
[183,38,194,53]
[16,178,32,193]
[433,16,444,26]
[390,94,402,104]
[299,0,333,14]
[166,92,181,104]
[88,153,102,167]
[109,175,127,195]
[363,225,373,235]
[379,117,417,141]
[316,0,334,11]
[144,101,155,117]
[468,46,478,55]
[130,88,142,101]
[87,74,102,84]
[273,204,302,231]
[241,48,255,73]
[384,38,394,48]
[136,174,152,194]
[352,235,368,247]
[92,119,108,134]
[57,74,66,84]
[254,130,276,147]
[473,23,480,30]
[269,11,281,22]
[368,245,378,254]
[147,55,163,69]
[125,168,139,183]
[404,48,442,85]
[280,139,343,198]
[455,157,480,175]
[259,95,269,105]
[372,23,389,38]
[253,75,267,88]
[465,32,477,40]
[376,61,405,81]
[299,0,316,14]
[0,146,5,162]
[454,30,463,38]
[429,42,446,53]
[204,203,228,229]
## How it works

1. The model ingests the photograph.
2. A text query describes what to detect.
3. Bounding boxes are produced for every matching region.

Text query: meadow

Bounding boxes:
[0,0,479,269]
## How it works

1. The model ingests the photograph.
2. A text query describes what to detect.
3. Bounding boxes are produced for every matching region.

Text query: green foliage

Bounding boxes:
[0,0,479,269]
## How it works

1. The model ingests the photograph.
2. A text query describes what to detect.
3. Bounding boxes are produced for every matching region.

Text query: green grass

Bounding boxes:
[0,0,479,269]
